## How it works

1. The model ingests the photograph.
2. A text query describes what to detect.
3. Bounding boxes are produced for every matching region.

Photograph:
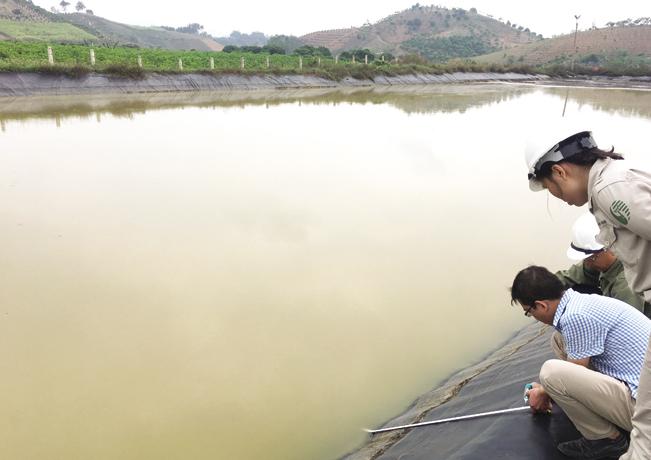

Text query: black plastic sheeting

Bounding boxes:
[0,72,549,98]
[375,327,582,460]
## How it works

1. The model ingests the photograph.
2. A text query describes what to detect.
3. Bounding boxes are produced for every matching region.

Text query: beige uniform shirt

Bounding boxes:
[588,158,651,302]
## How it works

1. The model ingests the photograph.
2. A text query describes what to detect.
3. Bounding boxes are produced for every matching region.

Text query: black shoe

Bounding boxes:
[557,433,629,459]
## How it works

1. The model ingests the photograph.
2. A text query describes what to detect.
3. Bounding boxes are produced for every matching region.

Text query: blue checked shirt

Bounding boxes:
[554,288,651,398]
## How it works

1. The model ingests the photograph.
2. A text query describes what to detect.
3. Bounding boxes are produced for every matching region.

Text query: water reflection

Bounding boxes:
[0,84,650,460]
[3,85,651,133]
[0,84,534,126]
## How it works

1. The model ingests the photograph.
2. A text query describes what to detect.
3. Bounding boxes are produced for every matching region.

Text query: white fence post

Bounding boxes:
[299,56,302,69]
[318,57,321,67]
[138,55,142,68]
[352,55,355,63]
[266,56,269,68]
[179,59,183,70]
[211,57,214,69]
[47,46,53,64]
[335,55,338,64]
[90,49,95,65]
[241,57,244,69]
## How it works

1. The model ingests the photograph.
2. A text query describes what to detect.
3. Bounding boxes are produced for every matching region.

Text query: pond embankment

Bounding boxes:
[342,322,580,460]
[0,72,549,97]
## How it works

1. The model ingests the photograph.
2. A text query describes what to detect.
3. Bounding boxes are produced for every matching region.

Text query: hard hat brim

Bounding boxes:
[567,245,590,260]
[529,178,545,192]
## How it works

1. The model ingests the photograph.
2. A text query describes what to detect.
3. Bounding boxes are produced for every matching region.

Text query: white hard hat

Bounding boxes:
[525,123,598,191]
[567,213,604,260]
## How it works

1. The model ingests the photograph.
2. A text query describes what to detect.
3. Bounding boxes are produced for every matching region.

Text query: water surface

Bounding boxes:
[1,84,650,460]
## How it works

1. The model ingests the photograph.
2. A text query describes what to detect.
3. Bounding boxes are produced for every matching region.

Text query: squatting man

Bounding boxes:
[510,265,650,459]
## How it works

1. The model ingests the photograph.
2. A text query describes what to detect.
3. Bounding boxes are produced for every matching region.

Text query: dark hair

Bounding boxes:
[536,147,624,182]
[510,265,566,308]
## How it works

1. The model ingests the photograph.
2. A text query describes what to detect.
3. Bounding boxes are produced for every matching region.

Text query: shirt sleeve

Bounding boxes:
[563,313,608,360]
[596,175,651,241]
[556,262,600,288]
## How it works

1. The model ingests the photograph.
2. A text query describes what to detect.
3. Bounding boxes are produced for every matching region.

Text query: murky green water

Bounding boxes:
[1,84,650,460]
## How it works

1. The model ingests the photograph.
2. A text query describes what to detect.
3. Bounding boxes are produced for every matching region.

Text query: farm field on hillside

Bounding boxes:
[0,19,96,41]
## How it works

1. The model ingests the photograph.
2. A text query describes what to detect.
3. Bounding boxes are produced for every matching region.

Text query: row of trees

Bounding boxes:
[606,17,651,27]
[51,1,92,14]
[402,35,496,62]
[222,44,285,55]
[219,44,397,63]
[346,49,396,62]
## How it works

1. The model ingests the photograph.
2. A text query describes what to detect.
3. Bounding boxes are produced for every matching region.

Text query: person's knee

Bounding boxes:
[540,359,565,394]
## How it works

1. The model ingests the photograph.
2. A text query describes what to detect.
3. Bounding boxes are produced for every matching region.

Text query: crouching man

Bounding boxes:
[510,265,651,459]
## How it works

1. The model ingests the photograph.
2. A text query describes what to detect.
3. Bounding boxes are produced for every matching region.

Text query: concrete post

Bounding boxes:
[179,59,183,70]
[299,56,302,69]
[241,57,244,69]
[47,46,53,64]
[382,55,385,61]
[365,55,368,64]
[352,55,355,63]
[90,49,95,65]
[335,55,338,64]
[211,57,214,69]
[318,57,321,67]
[138,55,142,68]
[266,56,269,67]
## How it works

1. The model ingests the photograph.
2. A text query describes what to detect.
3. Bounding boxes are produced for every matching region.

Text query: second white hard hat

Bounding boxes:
[567,212,604,260]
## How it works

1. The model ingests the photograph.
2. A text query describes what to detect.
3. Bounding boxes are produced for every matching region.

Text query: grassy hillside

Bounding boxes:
[473,25,651,66]
[62,13,223,51]
[300,5,542,61]
[0,0,223,51]
[0,18,97,41]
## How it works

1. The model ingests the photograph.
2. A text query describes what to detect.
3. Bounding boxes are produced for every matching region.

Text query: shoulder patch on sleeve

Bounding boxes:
[610,200,630,225]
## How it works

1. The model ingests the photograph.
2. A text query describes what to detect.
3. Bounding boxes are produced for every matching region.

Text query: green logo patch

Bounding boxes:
[610,200,631,225]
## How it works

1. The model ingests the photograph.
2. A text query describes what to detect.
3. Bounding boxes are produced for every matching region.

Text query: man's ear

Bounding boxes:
[534,300,548,311]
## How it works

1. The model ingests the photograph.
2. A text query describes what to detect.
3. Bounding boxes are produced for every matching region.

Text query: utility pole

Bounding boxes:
[571,15,581,72]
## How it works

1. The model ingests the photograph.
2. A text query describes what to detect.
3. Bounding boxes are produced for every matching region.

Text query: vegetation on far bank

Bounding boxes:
[0,41,649,81]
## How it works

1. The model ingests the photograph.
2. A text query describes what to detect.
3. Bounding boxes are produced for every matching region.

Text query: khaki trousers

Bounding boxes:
[540,359,635,440]
[620,334,651,460]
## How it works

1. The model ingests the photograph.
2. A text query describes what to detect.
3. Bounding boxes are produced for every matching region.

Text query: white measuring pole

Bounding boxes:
[366,406,531,434]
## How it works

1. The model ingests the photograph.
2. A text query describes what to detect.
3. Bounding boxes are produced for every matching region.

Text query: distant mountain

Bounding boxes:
[0,0,223,51]
[299,5,542,61]
[473,25,651,66]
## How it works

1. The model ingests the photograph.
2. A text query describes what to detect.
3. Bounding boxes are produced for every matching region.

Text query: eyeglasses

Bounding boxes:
[524,305,535,317]
[586,251,604,262]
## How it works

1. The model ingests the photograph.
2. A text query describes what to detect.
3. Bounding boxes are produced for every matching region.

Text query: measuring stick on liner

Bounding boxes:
[365,406,531,434]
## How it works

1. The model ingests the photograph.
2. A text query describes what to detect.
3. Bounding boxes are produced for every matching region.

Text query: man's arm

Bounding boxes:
[556,262,600,289]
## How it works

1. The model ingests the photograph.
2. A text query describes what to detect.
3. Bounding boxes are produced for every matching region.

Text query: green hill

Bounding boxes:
[300,5,542,61]
[0,0,223,51]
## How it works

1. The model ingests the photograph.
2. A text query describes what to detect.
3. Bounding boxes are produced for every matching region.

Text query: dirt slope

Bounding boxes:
[474,26,651,65]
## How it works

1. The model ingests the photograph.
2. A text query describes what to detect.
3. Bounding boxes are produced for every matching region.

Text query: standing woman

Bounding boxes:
[525,125,651,460]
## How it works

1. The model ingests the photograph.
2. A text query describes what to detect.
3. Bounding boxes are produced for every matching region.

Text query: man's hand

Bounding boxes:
[525,382,553,413]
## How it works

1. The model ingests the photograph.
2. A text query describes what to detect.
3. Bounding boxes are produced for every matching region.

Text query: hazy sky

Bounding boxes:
[36,0,648,39]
